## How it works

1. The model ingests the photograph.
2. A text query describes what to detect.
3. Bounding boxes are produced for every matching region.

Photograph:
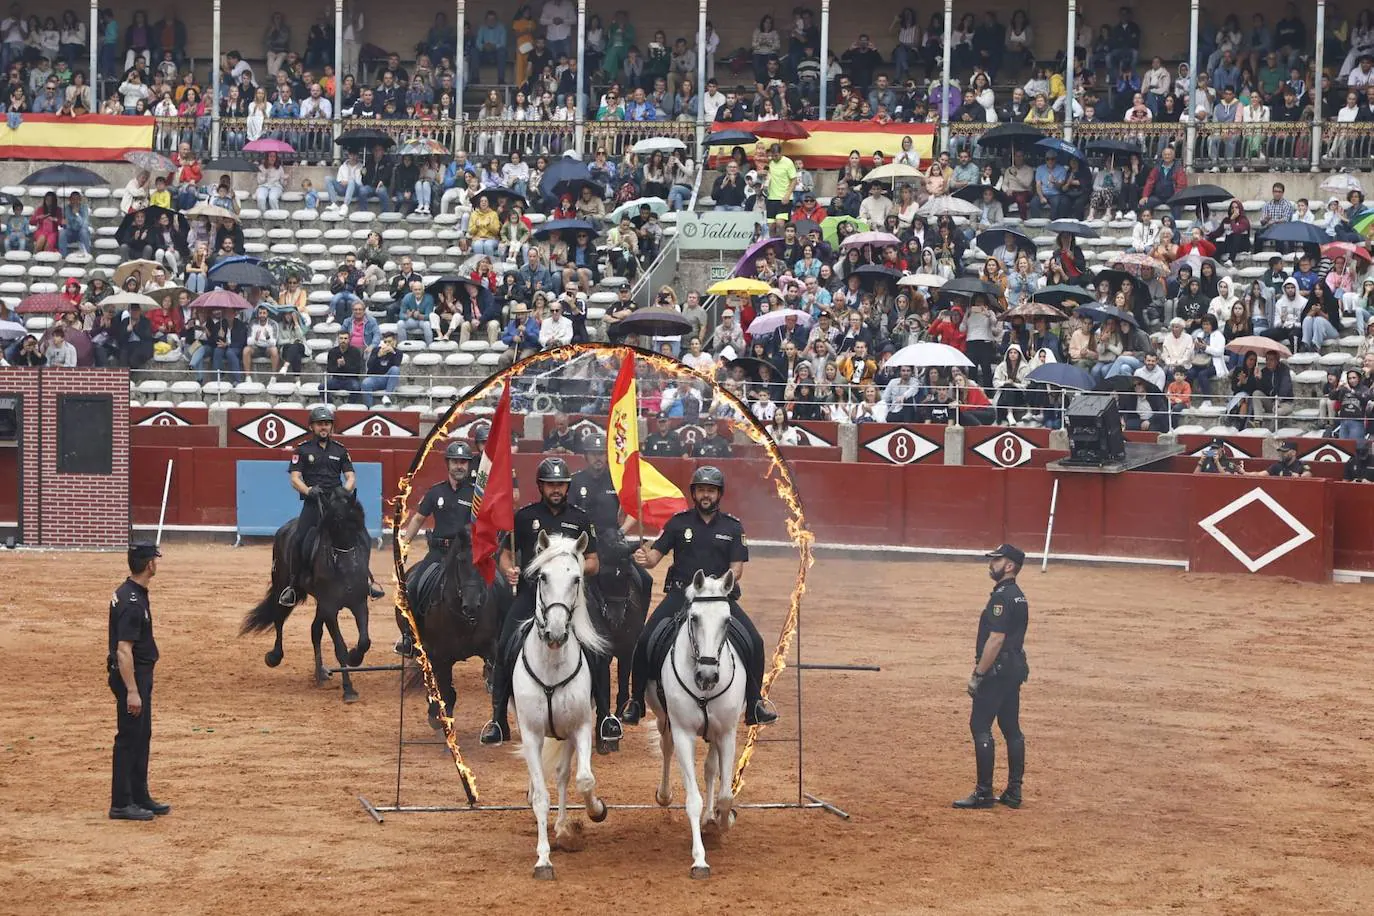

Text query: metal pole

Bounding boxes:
[210,0,221,158]
[575,0,587,154]
[455,0,467,140]
[454,0,465,151]
[818,0,830,117]
[394,658,406,808]
[155,459,173,546]
[333,0,344,150]
[1313,0,1326,171]
[1064,0,1076,142]
[1185,0,1198,169]
[1040,477,1059,572]
[940,0,953,153]
[87,0,97,103]
[694,0,707,156]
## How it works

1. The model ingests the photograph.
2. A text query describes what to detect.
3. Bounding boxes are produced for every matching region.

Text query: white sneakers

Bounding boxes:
[381,395,392,405]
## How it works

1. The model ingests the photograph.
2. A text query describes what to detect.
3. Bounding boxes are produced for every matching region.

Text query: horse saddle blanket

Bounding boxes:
[405,559,444,616]
[646,613,753,681]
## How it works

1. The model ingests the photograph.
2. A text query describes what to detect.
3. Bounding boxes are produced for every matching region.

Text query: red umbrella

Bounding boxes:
[188,289,253,313]
[16,293,72,314]
[1225,335,1292,359]
[750,120,811,141]
[1321,241,1372,263]
[243,138,295,154]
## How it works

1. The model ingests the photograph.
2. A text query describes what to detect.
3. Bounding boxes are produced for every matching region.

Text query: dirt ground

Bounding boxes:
[1,546,1372,915]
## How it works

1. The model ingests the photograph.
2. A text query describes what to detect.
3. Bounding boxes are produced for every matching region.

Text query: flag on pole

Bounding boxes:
[469,385,515,584]
[608,353,688,528]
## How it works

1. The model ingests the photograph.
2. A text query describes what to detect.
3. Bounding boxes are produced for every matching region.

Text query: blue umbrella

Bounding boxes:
[209,258,276,288]
[1076,304,1138,329]
[1047,219,1099,239]
[1258,221,1328,246]
[1026,362,1095,390]
[1034,137,1087,167]
[533,218,597,240]
[542,156,591,191]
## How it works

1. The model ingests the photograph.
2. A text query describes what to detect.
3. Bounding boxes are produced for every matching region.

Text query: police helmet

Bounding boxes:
[690,465,726,491]
[308,404,335,425]
[444,441,475,461]
[537,457,573,483]
[472,424,490,444]
[586,432,607,451]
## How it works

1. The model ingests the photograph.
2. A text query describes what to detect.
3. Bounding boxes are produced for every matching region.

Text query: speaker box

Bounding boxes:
[1065,392,1125,465]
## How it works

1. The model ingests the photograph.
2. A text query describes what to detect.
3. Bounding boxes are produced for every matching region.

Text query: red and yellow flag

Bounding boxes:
[609,353,687,529]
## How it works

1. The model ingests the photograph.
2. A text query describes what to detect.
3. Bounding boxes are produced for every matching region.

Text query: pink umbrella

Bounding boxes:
[841,231,902,250]
[747,308,813,337]
[188,289,253,314]
[1225,336,1292,359]
[243,138,295,154]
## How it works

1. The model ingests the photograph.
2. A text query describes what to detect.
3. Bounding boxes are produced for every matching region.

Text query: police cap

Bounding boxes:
[690,465,726,490]
[309,404,335,424]
[537,457,573,483]
[1278,439,1298,453]
[444,441,475,461]
[128,541,163,562]
[585,432,607,450]
[985,543,1026,566]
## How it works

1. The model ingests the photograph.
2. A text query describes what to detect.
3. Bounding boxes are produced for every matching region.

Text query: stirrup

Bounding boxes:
[599,717,623,743]
[479,719,508,746]
[393,633,416,658]
[747,698,778,726]
[368,579,385,599]
[278,585,298,607]
[621,699,643,725]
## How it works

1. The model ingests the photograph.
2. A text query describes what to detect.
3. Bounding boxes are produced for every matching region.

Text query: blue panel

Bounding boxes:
[235,460,384,539]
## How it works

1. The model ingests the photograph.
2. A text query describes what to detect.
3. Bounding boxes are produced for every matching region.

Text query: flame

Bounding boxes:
[393,343,811,806]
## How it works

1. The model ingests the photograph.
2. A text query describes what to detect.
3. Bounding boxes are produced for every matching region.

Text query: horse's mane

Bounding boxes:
[318,488,367,554]
[526,534,608,657]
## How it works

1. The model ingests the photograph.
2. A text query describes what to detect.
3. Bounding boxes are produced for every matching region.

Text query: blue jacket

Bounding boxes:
[501,315,540,347]
[342,313,380,349]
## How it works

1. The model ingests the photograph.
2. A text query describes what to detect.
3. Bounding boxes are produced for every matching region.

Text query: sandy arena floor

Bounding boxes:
[1,546,1371,915]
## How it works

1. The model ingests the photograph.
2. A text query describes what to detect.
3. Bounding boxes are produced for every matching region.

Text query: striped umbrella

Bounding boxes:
[397,138,450,156]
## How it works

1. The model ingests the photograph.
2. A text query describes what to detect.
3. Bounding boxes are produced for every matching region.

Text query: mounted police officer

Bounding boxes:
[470,423,521,502]
[480,457,624,748]
[622,465,778,728]
[279,404,384,607]
[569,433,654,599]
[954,544,1030,810]
[394,440,476,656]
[108,542,170,821]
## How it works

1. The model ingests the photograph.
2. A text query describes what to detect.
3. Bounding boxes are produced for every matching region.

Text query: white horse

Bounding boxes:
[646,570,748,879]
[512,531,609,880]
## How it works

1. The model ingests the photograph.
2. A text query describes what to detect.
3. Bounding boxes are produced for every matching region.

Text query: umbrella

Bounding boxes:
[730,236,784,277]
[117,206,186,238]
[790,218,821,239]
[917,196,982,218]
[953,184,1007,205]
[21,164,105,186]
[188,289,253,313]
[1003,302,1069,321]
[1032,284,1092,307]
[1170,184,1235,206]
[336,127,395,149]
[821,215,866,247]
[1094,268,1142,289]
[113,259,162,287]
[707,277,771,296]
[0,191,19,208]
[976,123,1049,149]
[1321,174,1364,195]
[63,327,93,364]
[747,308,813,336]
[424,274,482,299]
[0,318,25,339]
[616,308,695,337]
[976,226,1036,255]
[1321,241,1372,263]
[1034,137,1087,167]
[1047,219,1099,239]
[542,155,591,189]
[201,157,259,173]
[1084,139,1142,156]
[887,341,975,369]
[15,293,70,314]
[841,231,902,250]
[1076,304,1138,328]
[549,177,605,200]
[1095,374,1161,394]
[474,187,529,209]
[726,356,778,382]
[103,291,159,310]
[146,285,188,307]
[243,138,295,154]
[185,202,241,222]
[897,272,947,289]
[631,137,687,154]
[123,150,175,172]
[941,276,1003,300]
[1258,221,1328,246]
[1109,252,1168,276]
[751,121,810,141]
[396,138,450,157]
[261,257,312,284]
[852,264,902,287]
[609,196,668,224]
[705,129,758,147]
[1026,362,1094,390]
[863,163,923,183]
[1225,335,1293,359]
[1355,212,1374,239]
[208,260,276,288]
[533,218,597,240]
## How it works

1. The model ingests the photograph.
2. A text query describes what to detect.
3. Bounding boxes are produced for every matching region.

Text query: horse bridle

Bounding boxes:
[669,595,737,741]
[520,579,584,742]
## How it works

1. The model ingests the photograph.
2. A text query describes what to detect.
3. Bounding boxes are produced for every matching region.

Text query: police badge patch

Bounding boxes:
[992,604,1003,617]
[532,519,541,530]
[683,527,693,542]
[437,497,445,508]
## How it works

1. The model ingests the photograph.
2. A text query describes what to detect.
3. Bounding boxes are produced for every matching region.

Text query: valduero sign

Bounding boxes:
[676,211,766,251]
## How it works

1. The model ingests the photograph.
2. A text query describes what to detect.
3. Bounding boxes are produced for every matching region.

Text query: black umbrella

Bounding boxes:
[0,191,21,208]
[542,156,591,189]
[474,187,529,209]
[1085,139,1142,156]
[941,276,1003,300]
[976,225,1036,255]
[852,264,902,288]
[117,205,187,237]
[705,129,759,147]
[1076,304,1138,328]
[424,274,481,299]
[615,308,694,337]
[549,177,604,200]
[1032,284,1092,306]
[336,127,395,149]
[208,260,276,288]
[789,219,822,238]
[1047,219,1099,239]
[1258,221,1328,246]
[1170,184,1235,206]
[954,184,1008,205]
[1092,268,1141,290]
[726,356,778,382]
[1096,374,1161,394]
[976,123,1049,149]
[202,157,259,173]
[533,218,597,240]
[21,164,105,186]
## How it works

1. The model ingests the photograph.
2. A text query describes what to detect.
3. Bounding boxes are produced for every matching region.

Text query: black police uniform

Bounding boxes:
[570,464,656,607]
[108,574,160,814]
[968,577,1029,804]
[628,508,768,723]
[1266,456,1309,477]
[290,436,354,533]
[408,477,475,594]
[1196,452,1240,474]
[691,432,734,458]
[643,429,684,457]
[1345,449,1374,482]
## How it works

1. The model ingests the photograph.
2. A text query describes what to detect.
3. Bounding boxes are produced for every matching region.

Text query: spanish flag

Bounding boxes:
[0,114,154,161]
[609,353,687,528]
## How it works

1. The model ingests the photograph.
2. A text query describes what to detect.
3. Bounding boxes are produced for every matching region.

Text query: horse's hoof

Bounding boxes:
[532,865,555,881]
[655,789,672,807]
[314,671,332,686]
[343,690,360,704]
[690,865,711,880]
[588,798,608,823]
[264,650,283,668]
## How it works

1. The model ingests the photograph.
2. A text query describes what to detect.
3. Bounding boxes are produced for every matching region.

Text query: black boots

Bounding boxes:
[953,734,997,809]
[998,736,1025,808]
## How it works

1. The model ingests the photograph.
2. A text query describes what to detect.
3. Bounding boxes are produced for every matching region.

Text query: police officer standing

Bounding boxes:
[1250,440,1313,478]
[1193,437,1242,475]
[280,404,384,606]
[108,543,170,821]
[623,466,778,727]
[691,417,734,458]
[395,441,476,656]
[643,412,685,457]
[954,544,1030,810]
[480,457,623,747]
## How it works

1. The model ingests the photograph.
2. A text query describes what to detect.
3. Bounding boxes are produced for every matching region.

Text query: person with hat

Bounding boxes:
[570,430,655,619]
[643,412,685,456]
[1194,436,1242,474]
[481,456,621,747]
[499,301,540,365]
[468,423,521,502]
[1252,440,1312,477]
[692,417,734,458]
[395,440,477,656]
[108,542,169,821]
[1344,439,1374,482]
[623,465,777,728]
[278,404,385,606]
[955,544,1031,809]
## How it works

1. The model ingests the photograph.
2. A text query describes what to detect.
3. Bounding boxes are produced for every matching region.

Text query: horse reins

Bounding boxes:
[522,583,584,742]
[669,596,738,741]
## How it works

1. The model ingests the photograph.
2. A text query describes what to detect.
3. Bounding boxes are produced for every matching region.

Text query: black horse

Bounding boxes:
[590,528,650,719]
[405,528,503,729]
[242,486,374,703]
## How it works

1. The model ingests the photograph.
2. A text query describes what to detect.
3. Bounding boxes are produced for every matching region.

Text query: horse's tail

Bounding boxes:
[241,587,293,635]
[541,736,564,771]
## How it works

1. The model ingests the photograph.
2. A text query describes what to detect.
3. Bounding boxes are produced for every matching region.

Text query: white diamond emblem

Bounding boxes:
[1197,488,1316,573]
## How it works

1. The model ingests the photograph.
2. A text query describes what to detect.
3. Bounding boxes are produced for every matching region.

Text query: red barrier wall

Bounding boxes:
[0,446,16,525]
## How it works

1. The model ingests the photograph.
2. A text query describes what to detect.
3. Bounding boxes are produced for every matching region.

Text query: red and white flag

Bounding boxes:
[469,385,515,584]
